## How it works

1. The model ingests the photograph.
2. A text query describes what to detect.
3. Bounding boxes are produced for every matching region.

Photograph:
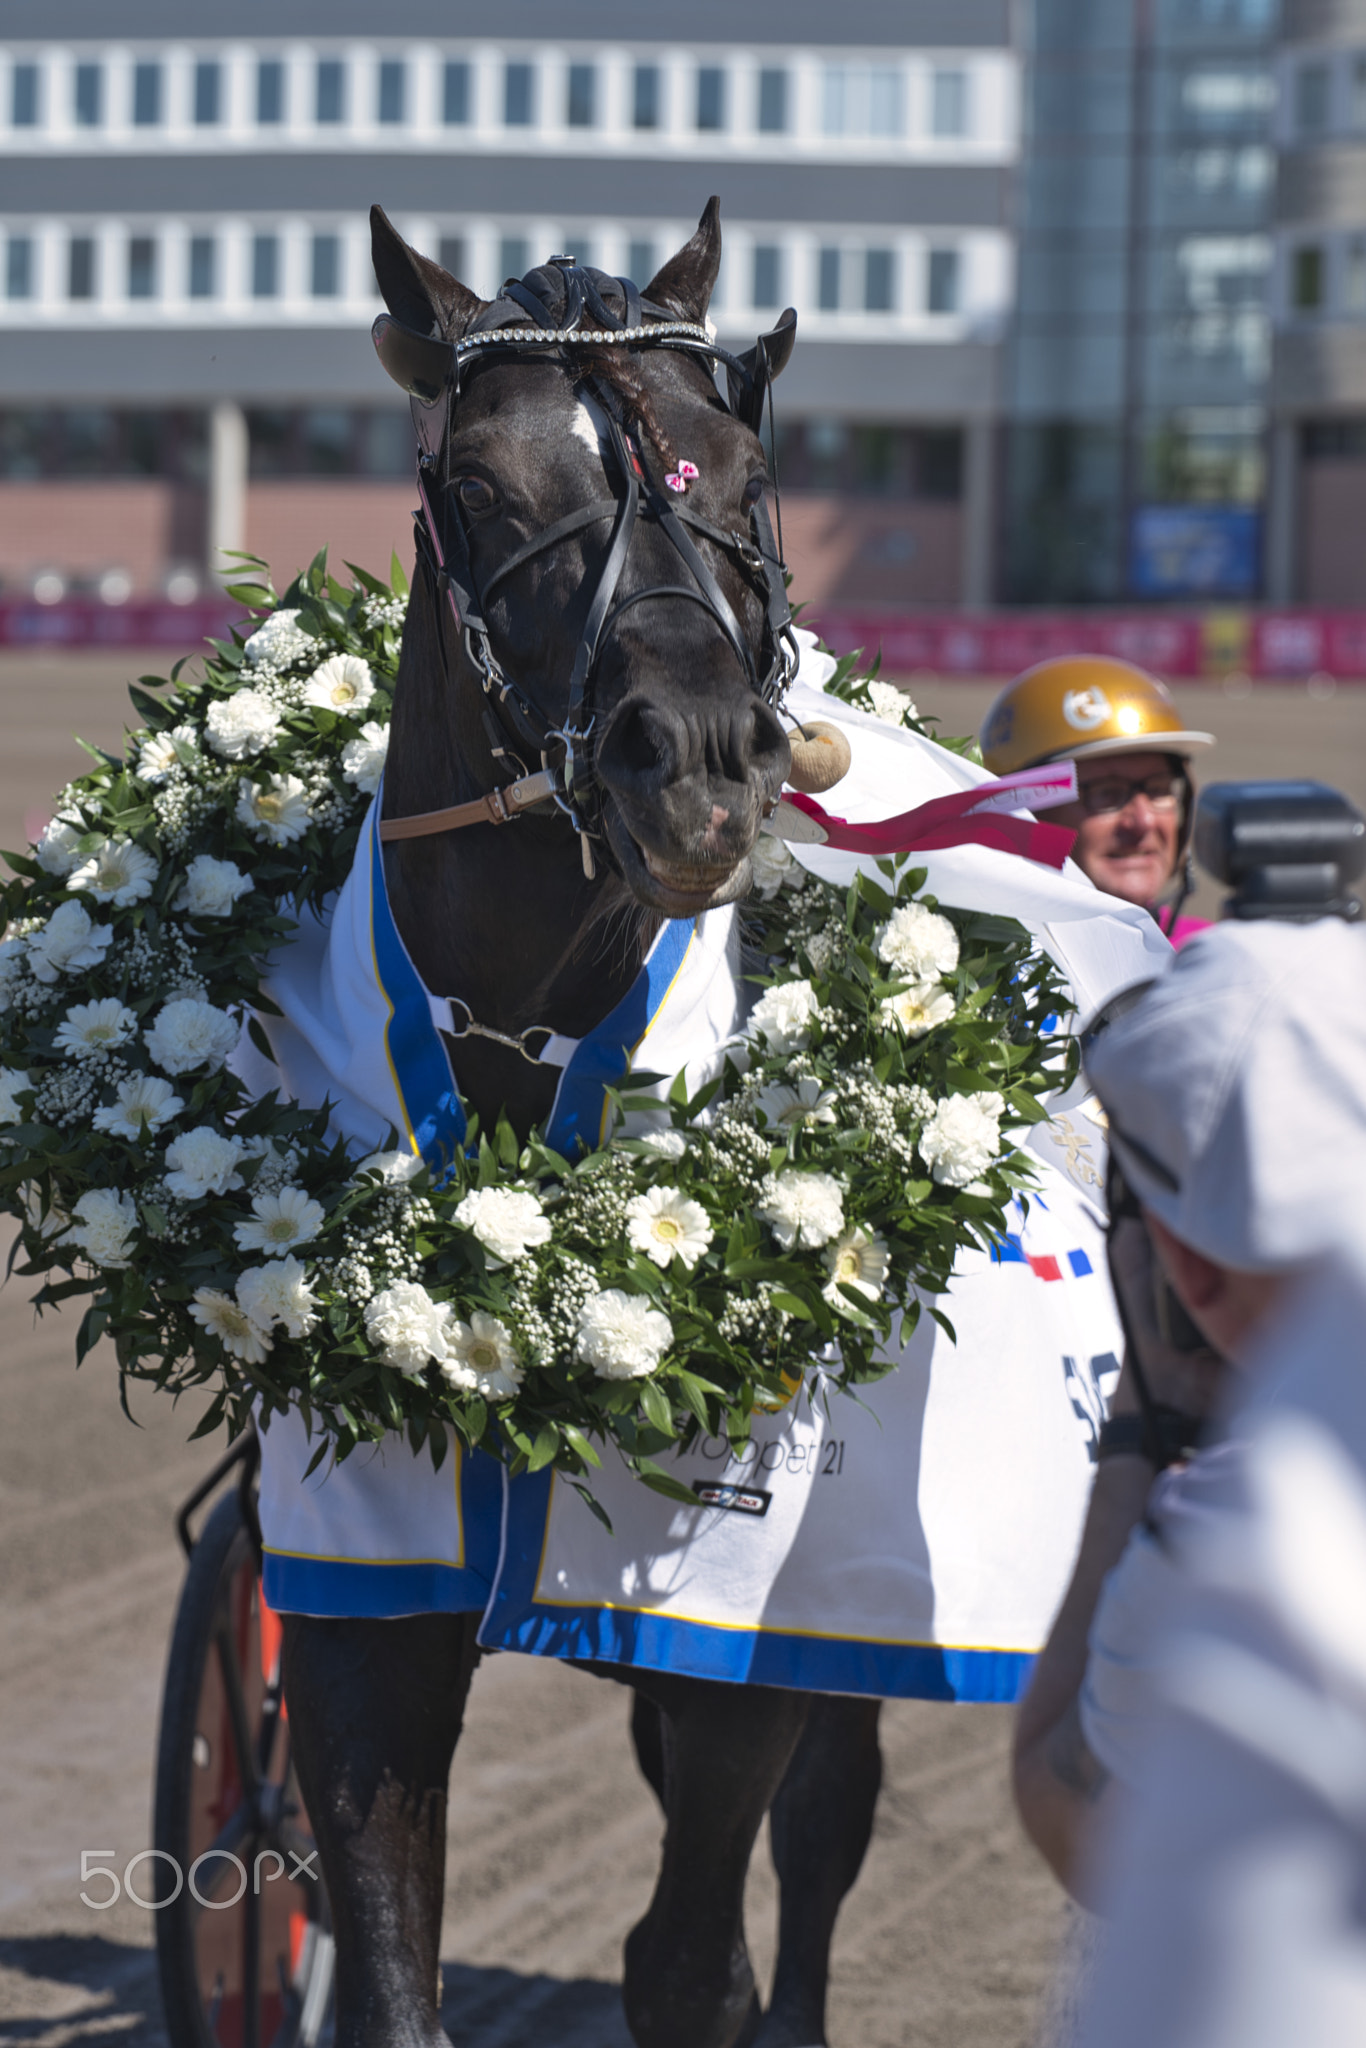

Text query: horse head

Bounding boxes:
[370,199,797,921]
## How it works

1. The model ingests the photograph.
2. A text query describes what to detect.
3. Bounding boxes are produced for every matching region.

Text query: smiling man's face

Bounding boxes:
[1055,751,1186,909]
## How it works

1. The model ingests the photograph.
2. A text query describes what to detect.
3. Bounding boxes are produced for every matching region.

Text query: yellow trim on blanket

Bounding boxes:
[269,1435,466,1570]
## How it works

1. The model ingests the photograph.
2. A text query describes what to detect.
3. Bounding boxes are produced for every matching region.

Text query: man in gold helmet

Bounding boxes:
[979,656,1215,945]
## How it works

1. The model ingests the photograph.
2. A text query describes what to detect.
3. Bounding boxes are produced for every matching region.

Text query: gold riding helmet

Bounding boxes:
[979,656,1214,776]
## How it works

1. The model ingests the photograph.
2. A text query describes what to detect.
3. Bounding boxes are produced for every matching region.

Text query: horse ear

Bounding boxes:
[644,196,723,324]
[370,204,485,340]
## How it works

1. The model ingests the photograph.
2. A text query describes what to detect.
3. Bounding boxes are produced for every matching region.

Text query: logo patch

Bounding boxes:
[692,1480,771,1517]
[1061,687,1112,732]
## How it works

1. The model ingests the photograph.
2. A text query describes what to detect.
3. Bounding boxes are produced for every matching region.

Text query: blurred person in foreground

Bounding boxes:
[980,656,1214,945]
[1012,918,1366,1926]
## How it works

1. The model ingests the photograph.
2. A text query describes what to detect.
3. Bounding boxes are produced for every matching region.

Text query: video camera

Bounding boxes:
[1193,781,1365,922]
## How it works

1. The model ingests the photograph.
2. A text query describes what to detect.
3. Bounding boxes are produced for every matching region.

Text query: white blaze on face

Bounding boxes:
[569,397,611,457]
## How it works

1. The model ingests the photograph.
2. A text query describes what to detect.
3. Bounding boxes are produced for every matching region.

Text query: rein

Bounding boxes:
[373,266,799,877]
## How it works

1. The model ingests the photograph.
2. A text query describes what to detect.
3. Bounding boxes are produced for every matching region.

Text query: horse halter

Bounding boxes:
[372,256,801,878]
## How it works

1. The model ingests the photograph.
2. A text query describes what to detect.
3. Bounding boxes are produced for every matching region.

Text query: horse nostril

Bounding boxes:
[607,700,682,785]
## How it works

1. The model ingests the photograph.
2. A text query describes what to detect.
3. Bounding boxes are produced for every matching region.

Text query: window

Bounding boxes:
[628,237,655,283]
[930,66,969,138]
[188,234,215,298]
[633,63,660,129]
[438,236,465,278]
[6,234,33,299]
[378,59,405,124]
[757,67,787,133]
[504,62,534,126]
[311,233,341,298]
[1292,243,1324,311]
[818,246,841,310]
[74,62,102,128]
[1346,235,1366,312]
[11,62,39,128]
[865,248,895,312]
[252,232,279,298]
[68,235,96,299]
[257,58,285,125]
[567,62,595,128]
[133,61,161,126]
[823,63,903,138]
[752,244,781,308]
[194,59,221,125]
[443,59,470,124]
[499,235,529,282]
[568,235,593,271]
[316,58,345,124]
[927,246,960,313]
[1295,59,1330,136]
[696,65,725,131]
[127,236,156,299]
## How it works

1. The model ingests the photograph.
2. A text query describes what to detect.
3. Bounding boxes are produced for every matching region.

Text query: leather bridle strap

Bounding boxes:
[378,767,557,843]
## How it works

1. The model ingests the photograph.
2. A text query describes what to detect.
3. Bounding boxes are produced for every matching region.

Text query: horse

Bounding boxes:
[276,199,882,2048]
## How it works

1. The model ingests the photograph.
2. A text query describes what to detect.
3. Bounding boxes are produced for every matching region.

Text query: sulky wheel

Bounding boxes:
[153,1473,334,2048]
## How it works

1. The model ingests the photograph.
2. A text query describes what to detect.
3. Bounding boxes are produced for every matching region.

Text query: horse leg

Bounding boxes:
[753,1696,884,2048]
[622,1675,811,2048]
[282,1611,481,2048]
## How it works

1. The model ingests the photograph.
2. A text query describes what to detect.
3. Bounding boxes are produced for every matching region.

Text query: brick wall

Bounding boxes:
[245,481,418,590]
[0,480,203,593]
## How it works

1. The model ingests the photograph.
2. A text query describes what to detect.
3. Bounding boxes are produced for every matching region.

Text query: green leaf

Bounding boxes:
[639,1378,673,1434]
[633,1458,698,1507]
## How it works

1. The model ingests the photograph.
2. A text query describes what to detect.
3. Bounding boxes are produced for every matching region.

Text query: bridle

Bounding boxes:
[371,256,800,878]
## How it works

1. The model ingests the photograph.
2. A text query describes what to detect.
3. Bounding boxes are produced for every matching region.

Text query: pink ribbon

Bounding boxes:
[785,762,1080,872]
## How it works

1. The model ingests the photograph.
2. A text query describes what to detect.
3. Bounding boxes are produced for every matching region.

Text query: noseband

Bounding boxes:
[372,260,800,877]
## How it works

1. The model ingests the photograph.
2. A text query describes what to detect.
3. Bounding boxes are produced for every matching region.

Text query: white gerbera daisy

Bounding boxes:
[137,723,199,785]
[189,1288,273,1364]
[625,1185,713,1269]
[441,1312,525,1399]
[233,1186,326,1257]
[823,1228,890,1309]
[755,1077,838,1130]
[878,983,957,1039]
[92,1073,183,1139]
[236,773,312,845]
[26,902,114,983]
[236,1256,320,1340]
[340,721,389,795]
[303,654,376,714]
[54,997,138,1059]
[67,838,158,908]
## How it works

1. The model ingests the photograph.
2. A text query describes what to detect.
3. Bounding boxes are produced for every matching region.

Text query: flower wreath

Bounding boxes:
[0,553,1074,1506]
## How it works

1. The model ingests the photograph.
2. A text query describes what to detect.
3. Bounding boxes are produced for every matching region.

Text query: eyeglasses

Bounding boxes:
[1077,770,1186,817]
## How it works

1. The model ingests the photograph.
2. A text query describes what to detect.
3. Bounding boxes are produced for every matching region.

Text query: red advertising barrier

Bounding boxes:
[812,610,1366,682]
[0,597,242,651]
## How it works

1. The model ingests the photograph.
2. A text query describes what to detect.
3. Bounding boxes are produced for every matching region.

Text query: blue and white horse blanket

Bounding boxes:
[241,653,1168,1702]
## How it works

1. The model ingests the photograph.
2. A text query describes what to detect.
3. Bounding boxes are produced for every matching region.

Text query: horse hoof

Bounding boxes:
[623,1922,759,2048]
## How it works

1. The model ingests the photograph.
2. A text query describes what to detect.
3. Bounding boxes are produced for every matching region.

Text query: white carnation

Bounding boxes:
[205,690,284,761]
[190,1288,273,1364]
[145,998,239,1076]
[27,901,114,983]
[748,978,821,1054]
[341,721,389,795]
[0,1066,30,1123]
[66,1187,139,1270]
[365,1279,452,1379]
[236,774,312,845]
[878,983,957,1039]
[137,724,199,785]
[303,654,376,714]
[236,1256,320,1340]
[749,835,800,902]
[756,1168,845,1251]
[441,1311,524,1399]
[866,681,914,726]
[241,608,313,670]
[575,1289,673,1381]
[875,904,959,982]
[233,1186,325,1257]
[625,1186,713,1269]
[454,1185,552,1265]
[164,1125,247,1198]
[92,1073,183,1139]
[54,997,137,1059]
[351,1147,426,1186]
[636,1127,688,1160]
[919,1092,1006,1188]
[175,855,253,918]
[34,816,87,876]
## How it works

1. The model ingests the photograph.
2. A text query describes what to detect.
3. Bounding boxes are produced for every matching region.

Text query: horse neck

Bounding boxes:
[380,567,657,1135]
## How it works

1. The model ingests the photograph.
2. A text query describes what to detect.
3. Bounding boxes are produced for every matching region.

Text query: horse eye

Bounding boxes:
[742,476,766,510]
[456,476,497,513]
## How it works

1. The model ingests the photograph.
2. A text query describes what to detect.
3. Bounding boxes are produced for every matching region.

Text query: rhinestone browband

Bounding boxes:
[453,321,716,357]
